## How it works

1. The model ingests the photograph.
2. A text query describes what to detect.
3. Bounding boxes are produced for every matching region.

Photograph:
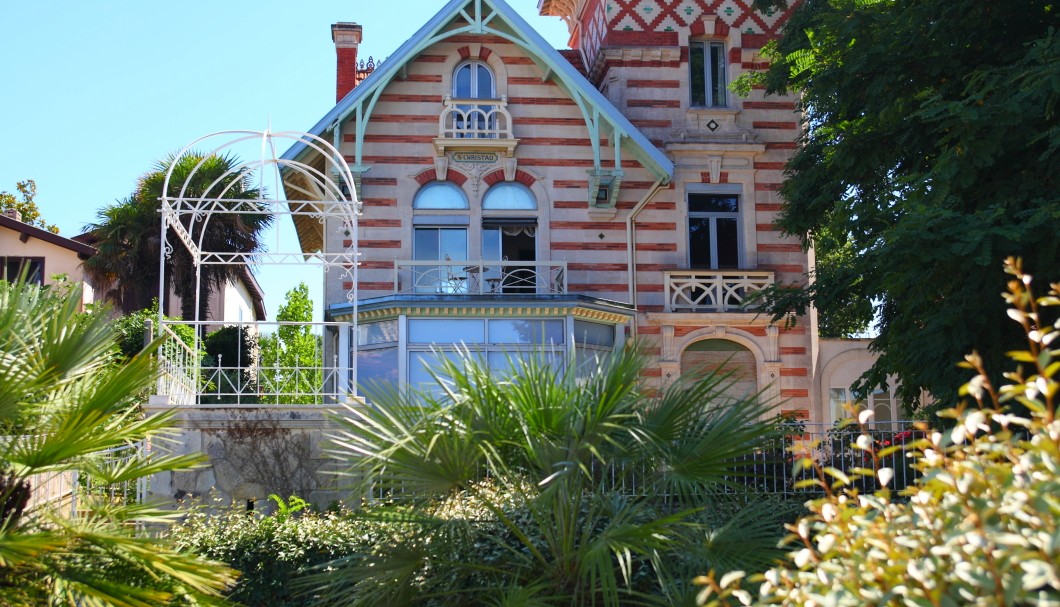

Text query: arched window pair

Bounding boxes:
[413,181,535,211]
[412,182,537,294]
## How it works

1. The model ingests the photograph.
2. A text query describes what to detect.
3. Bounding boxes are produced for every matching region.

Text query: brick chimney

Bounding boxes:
[332,22,363,102]
[2,208,21,222]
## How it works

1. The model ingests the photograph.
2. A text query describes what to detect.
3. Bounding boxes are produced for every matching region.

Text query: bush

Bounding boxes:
[112,302,196,359]
[169,499,381,607]
[696,258,1060,606]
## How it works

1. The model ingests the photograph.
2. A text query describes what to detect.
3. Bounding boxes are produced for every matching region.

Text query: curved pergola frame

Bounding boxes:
[156,130,361,398]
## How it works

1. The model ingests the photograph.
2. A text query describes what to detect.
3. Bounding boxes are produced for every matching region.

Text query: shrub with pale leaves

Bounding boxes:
[696,258,1060,606]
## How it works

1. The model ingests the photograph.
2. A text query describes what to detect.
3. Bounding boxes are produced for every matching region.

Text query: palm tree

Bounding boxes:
[80,196,161,314]
[84,151,272,320]
[317,350,792,606]
[0,278,235,605]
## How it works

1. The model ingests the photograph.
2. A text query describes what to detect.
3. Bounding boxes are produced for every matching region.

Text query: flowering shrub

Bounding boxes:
[696,259,1060,606]
[169,503,383,607]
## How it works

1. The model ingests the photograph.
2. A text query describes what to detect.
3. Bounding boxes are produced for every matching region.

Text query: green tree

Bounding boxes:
[0,277,234,605]
[258,283,323,404]
[744,0,1060,409]
[0,180,59,233]
[83,152,272,319]
[695,259,1060,606]
[314,350,792,606]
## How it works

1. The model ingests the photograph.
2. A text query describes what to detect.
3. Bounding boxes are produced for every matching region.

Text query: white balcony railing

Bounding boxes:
[395,260,566,295]
[155,321,350,406]
[438,95,514,140]
[665,270,774,313]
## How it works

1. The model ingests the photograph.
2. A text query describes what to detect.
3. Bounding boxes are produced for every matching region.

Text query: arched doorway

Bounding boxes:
[680,338,758,401]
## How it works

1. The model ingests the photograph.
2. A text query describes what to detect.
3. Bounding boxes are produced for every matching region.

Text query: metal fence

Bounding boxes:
[369,421,923,501]
[155,321,349,406]
[23,441,147,518]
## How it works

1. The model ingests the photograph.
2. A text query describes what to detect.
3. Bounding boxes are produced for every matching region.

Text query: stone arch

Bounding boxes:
[671,326,779,406]
[680,336,758,400]
[440,45,510,98]
[818,347,898,425]
[413,166,469,187]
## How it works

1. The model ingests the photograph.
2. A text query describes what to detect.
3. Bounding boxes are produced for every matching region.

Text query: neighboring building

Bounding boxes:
[0,210,97,310]
[178,266,267,330]
[278,0,893,423]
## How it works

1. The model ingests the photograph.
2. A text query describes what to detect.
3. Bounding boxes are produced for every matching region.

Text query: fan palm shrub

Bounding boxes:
[0,278,234,605]
[316,349,792,606]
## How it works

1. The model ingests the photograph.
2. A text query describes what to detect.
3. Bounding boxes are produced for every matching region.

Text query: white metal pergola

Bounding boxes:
[155,130,361,403]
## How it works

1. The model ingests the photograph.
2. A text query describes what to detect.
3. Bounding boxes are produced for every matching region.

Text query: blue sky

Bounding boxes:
[0,0,569,319]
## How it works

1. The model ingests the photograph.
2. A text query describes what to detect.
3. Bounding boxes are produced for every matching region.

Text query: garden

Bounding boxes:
[1,257,1057,606]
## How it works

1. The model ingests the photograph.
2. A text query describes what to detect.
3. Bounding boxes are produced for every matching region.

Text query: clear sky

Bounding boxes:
[0,0,569,320]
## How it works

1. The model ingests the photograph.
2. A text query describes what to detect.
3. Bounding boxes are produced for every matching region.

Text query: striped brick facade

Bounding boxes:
[307,0,835,421]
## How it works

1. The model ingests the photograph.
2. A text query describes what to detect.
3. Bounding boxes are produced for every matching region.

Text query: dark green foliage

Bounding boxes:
[204,325,257,368]
[111,302,197,359]
[745,0,1060,411]
[696,260,1060,606]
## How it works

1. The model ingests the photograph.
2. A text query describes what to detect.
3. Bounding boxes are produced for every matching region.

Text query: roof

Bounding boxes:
[280,0,673,179]
[0,215,96,259]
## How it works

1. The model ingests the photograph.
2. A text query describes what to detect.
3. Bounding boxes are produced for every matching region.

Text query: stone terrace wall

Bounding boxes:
[144,404,355,511]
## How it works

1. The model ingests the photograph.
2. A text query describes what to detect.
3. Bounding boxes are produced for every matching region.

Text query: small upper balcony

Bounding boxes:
[394,260,566,296]
[664,270,774,313]
[434,96,519,157]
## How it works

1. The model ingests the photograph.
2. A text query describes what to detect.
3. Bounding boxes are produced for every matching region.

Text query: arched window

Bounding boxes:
[413,182,469,210]
[482,182,536,210]
[412,182,469,293]
[454,61,495,99]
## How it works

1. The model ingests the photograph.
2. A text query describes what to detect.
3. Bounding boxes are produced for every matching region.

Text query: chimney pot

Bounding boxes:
[333,22,363,102]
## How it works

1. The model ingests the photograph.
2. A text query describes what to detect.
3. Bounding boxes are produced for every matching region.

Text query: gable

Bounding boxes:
[281,0,673,186]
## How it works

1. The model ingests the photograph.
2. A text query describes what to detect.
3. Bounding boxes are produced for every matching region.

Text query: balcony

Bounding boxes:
[394,260,566,296]
[664,270,774,313]
[434,96,519,157]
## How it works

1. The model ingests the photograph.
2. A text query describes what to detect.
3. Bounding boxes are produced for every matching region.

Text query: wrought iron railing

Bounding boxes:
[438,96,514,140]
[20,441,146,518]
[157,323,199,406]
[664,270,774,313]
[395,260,567,295]
[370,421,923,501]
[155,321,351,406]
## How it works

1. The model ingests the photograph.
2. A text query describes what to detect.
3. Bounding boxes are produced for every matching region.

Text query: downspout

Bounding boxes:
[625,177,666,341]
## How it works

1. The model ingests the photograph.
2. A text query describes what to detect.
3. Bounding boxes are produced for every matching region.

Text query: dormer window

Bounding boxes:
[690,41,727,108]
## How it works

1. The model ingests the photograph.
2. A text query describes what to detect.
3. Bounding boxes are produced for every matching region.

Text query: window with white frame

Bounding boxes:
[413,182,470,293]
[454,60,495,99]
[355,319,399,392]
[453,60,496,137]
[407,318,565,391]
[829,386,897,428]
[688,192,741,269]
[689,41,728,108]
[353,316,621,396]
[482,182,537,293]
